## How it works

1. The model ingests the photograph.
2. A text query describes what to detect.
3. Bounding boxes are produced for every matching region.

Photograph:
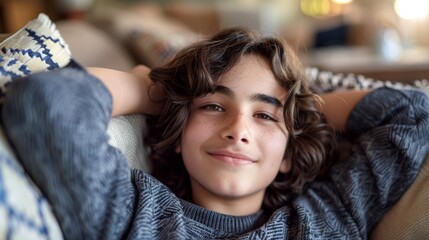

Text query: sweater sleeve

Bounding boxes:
[1,67,135,239]
[330,87,429,236]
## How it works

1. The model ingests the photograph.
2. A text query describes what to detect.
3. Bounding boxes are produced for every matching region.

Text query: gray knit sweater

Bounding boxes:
[2,67,429,239]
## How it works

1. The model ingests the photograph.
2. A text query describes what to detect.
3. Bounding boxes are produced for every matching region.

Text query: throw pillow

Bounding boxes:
[0,13,71,100]
[0,127,64,239]
[305,67,428,93]
[91,7,201,67]
[0,13,146,171]
[107,114,150,172]
[55,19,136,71]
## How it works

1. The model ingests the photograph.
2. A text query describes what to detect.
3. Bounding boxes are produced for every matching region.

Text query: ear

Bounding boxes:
[279,158,291,174]
[175,145,181,154]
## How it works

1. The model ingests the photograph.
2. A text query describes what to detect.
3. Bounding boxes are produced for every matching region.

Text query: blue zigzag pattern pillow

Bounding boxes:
[0,13,71,100]
[0,13,69,239]
[0,127,64,239]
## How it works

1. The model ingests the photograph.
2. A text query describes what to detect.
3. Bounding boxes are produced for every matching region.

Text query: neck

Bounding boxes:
[190,181,265,216]
[180,199,267,235]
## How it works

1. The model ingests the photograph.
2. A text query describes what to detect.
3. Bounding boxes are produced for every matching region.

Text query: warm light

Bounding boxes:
[301,0,344,17]
[394,0,429,20]
[332,0,353,4]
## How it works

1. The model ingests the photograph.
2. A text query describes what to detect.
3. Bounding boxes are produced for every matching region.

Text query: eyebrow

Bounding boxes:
[215,85,283,108]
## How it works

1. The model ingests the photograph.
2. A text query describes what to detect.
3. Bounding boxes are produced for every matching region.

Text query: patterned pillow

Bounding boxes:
[0,13,71,100]
[0,13,71,240]
[0,127,64,239]
[0,14,153,239]
[305,67,429,93]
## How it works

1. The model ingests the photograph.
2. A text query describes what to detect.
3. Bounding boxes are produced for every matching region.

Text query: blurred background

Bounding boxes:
[2,0,429,82]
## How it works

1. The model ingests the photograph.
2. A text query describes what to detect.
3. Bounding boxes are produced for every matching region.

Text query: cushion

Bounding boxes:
[127,27,200,67]
[56,19,136,71]
[0,14,145,239]
[163,2,221,35]
[107,114,150,172]
[0,13,71,100]
[91,6,201,67]
[370,153,429,240]
[305,67,428,93]
[0,127,64,239]
[0,14,66,238]
[0,111,148,240]
[0,13,148,171]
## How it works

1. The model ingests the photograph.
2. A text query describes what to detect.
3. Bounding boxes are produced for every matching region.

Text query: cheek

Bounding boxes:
[180,116,217,173]
[181,115,216,149]
[259,128,288,160]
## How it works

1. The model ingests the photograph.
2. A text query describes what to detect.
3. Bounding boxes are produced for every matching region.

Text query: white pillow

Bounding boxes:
[107,114,151,172]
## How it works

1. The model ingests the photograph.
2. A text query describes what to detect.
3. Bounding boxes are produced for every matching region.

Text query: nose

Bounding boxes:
[221,112,251,144]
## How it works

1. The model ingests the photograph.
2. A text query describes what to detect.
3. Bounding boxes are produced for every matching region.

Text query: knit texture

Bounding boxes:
[2,67,429,239]
[370,154,429,240]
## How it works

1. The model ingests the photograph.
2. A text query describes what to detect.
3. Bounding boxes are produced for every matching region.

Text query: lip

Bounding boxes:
[208,150,256,165]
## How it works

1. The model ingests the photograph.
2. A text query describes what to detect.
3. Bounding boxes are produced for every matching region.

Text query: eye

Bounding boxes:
[201,104,224,112]
[254,113,277,122]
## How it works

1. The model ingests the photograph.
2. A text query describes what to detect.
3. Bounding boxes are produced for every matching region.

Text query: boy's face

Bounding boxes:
[179,54,290,216]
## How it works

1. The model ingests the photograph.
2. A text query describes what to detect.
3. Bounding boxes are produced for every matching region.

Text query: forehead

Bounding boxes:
[218,55,286,99]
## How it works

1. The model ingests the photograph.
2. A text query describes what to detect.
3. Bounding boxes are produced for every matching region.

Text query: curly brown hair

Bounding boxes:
[148,27,336,212]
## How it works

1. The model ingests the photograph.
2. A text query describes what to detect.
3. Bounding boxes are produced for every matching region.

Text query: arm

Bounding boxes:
[318,90,370,132]
[87,65,164,116]
[1,67,136,239]
[327,87,429,236]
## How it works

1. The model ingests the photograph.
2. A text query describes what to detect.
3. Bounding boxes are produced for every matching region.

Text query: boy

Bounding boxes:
[2,27,429,239]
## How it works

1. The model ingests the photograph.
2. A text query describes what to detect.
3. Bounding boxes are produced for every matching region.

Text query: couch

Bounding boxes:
[0,7,428,239]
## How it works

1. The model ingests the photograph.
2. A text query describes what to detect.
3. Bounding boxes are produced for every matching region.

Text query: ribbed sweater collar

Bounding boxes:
[180,199,266,234]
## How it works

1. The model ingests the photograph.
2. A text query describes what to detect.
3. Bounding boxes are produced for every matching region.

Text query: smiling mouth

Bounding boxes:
[208,151,256,165]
